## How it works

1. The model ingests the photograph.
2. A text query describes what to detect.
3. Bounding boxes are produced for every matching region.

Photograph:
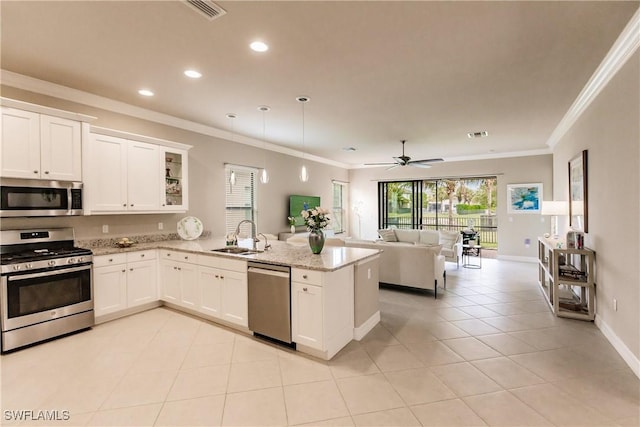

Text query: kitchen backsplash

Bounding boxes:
[77,231,211,248]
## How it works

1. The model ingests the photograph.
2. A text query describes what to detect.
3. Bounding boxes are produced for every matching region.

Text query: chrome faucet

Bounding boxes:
[234,220,259,250]
[258,233,271,251]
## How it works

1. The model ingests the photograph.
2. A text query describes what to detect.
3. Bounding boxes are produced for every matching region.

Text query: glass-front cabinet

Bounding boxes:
[161,147,188,211]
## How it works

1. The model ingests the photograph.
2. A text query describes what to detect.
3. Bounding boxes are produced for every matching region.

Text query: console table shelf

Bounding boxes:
[537,237,595,321]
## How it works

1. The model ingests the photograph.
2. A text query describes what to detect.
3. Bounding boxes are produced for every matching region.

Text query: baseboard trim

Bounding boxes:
[595,316,640,379]
[497,255,538,263]
[353,310,380,341]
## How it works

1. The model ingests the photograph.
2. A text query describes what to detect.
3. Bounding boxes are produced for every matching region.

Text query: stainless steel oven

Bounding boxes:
[0,178,83,217]
[0,228,93,352]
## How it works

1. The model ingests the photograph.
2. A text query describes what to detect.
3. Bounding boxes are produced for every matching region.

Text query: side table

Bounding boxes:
[462,244,482,269]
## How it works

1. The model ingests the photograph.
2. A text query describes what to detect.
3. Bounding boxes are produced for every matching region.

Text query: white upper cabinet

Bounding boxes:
[40,115,82,181]
[88,134,128,212]
[127,140,160,211]
[1,105,85,181]
[86,127,190,215]
[161,147,189,211]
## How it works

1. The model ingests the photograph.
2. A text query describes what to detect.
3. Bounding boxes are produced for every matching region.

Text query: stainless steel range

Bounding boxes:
[0,228,93,352]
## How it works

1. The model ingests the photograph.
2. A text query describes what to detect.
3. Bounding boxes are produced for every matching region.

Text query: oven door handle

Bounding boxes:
[6,265,91,281]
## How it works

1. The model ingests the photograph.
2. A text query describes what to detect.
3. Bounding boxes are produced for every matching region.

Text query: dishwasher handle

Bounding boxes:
[248,267,290,279]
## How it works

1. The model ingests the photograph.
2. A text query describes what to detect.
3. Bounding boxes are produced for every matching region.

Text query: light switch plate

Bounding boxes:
[102,225,109,234]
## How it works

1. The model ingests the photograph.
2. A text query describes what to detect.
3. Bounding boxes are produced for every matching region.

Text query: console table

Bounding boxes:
[537,237,595,321]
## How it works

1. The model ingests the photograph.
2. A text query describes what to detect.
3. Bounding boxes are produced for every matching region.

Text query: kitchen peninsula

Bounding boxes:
[88,238,381,360]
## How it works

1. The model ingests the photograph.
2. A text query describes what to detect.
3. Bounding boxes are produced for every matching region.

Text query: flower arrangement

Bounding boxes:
[301,207,331,231]
[287,216,296,226]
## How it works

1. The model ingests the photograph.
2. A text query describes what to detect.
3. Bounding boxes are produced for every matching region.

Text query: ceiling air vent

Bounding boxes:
[183,0,226,21]
[467,131,489,139]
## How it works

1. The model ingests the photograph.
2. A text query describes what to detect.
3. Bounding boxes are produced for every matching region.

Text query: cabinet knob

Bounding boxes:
[220,276,224,279]
[303,275,308,279]
[33,170,38,174]
[173,266,177,270]
[167,253,171,256]
[162,204,166,207]
[130,268,133,271]
[184,256,188,260]
[121,269,126,273]
[140,254,145,258]
[303,287,308,292]
[215,275,219,278]
[108,258,113,262]
[44,171,49,174]
[123,203,127,207]
[130,204,134,207]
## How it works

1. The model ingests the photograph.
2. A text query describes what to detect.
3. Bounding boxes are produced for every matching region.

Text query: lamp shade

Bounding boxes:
[541,201,568,216]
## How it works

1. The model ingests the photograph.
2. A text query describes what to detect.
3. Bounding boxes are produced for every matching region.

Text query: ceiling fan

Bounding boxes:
[365,140,444,170]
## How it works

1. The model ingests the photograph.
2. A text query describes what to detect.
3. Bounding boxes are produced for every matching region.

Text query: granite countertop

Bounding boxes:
[84,238,381,272]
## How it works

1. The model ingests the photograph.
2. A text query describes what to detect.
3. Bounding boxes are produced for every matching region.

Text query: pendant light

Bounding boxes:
[226,113,237,188]
[258,105,270,184]
[296,96,310,182]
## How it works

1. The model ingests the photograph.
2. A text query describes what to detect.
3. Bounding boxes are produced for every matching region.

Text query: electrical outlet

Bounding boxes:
[158,222,164,230]
[613,298,618,311]
[102,225,109,234]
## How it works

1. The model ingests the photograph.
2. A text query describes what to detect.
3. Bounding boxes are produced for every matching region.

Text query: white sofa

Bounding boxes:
[343,239,446,298]
[386,228,463,267]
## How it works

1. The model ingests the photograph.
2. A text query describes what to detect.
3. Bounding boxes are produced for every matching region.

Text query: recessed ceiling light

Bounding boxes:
[138,89,154,97]
[257,105,271,112]
[184,69,202,79]
[250,41,269,52]
[342,147,356,152]
[226,113,237,119]
[467,131,488,139]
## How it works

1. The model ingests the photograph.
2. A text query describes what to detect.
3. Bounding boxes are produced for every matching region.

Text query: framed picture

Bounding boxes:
[569,150,588,232]
[507,183,543,214]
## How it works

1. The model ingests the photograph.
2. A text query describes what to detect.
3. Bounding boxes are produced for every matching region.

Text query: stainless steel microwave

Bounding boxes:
[0,179,83,217]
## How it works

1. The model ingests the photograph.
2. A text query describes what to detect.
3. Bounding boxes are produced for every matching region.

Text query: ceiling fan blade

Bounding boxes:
[408,163,432,169]
[386,164,400,171]
[364,162,398,166]
[409,158,444,164]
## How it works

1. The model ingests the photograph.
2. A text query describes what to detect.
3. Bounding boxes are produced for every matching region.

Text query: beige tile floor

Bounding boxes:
[1,259,639,426]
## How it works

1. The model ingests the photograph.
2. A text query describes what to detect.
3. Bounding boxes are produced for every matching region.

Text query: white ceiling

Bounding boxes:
[1,1,638,168]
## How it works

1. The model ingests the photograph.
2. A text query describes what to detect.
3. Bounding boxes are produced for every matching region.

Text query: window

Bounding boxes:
[225,165,257,236]
[379,176,498,247]
[332,181,348,234]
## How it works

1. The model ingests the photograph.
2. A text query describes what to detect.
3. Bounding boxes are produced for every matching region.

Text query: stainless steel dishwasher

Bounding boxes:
[247,262,292,344]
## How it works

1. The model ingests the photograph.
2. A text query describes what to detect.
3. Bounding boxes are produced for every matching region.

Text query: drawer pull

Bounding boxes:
[220,276,224,279]
[121,269,126,273]
[303,274,308,279]
[108,258,113,262]
[303,287,308,292]
[130,268,133,271]
[141,254,145,258]
[33,170,38,174]
[184,256,188,260]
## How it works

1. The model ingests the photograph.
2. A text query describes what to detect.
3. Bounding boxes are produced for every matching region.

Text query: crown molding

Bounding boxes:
[546,7,640,149]
[0,69,349,169]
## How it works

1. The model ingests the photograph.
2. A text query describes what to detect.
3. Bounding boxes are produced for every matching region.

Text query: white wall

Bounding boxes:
[348,155,553,259]
[551,51,639,368]
[0,86,348,239]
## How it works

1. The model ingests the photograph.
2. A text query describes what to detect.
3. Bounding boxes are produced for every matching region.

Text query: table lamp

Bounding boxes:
[541,201,568,238]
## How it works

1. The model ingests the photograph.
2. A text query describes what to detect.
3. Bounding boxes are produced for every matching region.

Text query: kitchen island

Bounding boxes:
[87,237,381,360]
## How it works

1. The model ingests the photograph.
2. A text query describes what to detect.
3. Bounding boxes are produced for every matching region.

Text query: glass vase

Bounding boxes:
[308,229,325,254]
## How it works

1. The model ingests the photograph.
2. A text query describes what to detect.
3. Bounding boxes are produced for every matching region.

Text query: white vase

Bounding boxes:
[290,225,296,234]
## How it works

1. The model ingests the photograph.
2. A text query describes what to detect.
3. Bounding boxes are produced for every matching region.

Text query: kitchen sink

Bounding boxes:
[211,247,262,255]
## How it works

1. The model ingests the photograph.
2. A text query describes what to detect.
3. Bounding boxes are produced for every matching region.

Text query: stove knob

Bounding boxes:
[77,257,84,263]
[48,260,56,267]
[67,258,76,264]
[12,264,20,271]
[26,263,33,270]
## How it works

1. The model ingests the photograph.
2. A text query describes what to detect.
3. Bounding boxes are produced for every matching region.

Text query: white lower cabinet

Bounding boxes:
[93,250,158,318]
[197,256,248,328]
[159,251,198,309]
[291,266,354,359]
